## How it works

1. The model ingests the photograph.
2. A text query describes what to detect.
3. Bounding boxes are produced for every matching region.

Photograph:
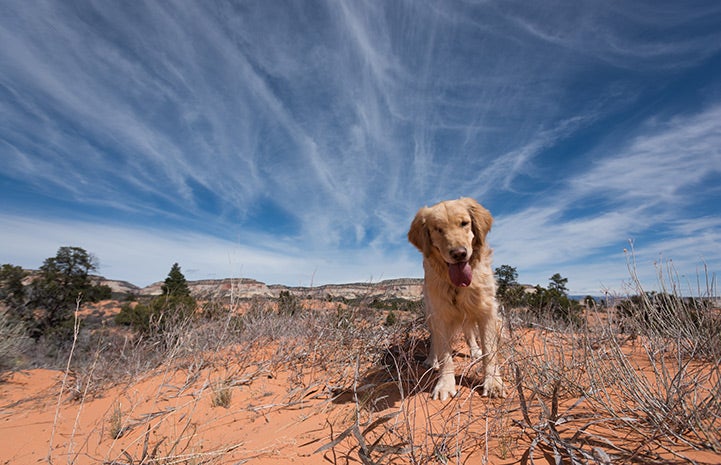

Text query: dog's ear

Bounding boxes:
[408,207,431,256]
[462,198,493,250]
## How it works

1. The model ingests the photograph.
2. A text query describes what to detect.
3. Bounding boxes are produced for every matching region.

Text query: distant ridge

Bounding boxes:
[42,271,601,302]
[269,278,424,300]
[96,276,425,301]
[90,276,140,294]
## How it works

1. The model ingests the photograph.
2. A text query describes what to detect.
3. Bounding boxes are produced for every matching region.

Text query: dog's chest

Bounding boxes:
[450,287,480,312]
[425,281,481,315]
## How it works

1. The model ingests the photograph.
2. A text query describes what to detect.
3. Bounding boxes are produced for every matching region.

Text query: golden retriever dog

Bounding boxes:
[408,197,505,400]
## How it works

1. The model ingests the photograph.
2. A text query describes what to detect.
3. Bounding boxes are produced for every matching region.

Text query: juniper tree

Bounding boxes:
[27,246,110,339]
[494,264,525,308]
[0,264,27,313]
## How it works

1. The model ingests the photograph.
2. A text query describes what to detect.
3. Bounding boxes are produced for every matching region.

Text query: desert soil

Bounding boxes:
[2,300,720,465]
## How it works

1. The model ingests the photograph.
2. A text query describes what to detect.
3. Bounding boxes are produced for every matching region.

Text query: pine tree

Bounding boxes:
[548,273,569,295]
[494,264,524,308]
[161,263,191,297]
[117,262,196,335]
[495,265,519,296]
[28,246,111,339]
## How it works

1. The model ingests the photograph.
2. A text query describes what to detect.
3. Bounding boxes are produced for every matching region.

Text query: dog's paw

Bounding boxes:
[431,374,457,401]
[482,374,506,398]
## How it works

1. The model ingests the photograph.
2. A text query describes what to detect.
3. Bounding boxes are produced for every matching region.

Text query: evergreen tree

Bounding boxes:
[117,262,196,334]
[0,264,27,313]
[28,246,110,338]
[548,273,569,295]
[494,264,524,308]
[161,263,191,297]
[495,265,518,296]
[0,265,31,355]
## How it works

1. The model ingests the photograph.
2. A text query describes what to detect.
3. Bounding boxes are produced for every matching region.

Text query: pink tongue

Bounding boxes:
[448,262,472,287]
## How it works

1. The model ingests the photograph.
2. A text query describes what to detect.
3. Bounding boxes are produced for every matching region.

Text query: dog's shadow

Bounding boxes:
[330,332,484,411]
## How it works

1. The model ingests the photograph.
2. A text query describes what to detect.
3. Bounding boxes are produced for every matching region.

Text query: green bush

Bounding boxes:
[617,292,719,339]
[116,263,197,335]
[384,310,398,326]
[524,286,583,326]
[277,290,302,316]
[115,301,152,332]
[506,272,583,327]
[116,294,197,333]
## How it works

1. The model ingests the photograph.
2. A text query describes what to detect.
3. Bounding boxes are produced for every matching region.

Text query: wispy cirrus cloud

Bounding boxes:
[505,1,721,69]
[1,1,720,293]
[572,105,721,205]
[0,213,421,287]
[492,104,721,293]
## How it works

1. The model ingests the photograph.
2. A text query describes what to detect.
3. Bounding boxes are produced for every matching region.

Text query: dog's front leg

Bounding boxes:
[432,353,456,401]
[424,341,439,370]
[463,322,483,360]
[479,317,506,398]
[429,319,457,401]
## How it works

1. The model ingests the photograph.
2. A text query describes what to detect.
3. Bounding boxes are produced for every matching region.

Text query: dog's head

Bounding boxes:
[408,197,493,287]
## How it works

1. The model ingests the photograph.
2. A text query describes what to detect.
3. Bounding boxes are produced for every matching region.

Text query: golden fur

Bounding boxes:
[408,197,506,400]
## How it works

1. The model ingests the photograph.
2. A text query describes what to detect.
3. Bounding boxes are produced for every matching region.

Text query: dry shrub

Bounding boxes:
[317,316,516,465]
[582,257,721,458]
[0,309,30,374]
[501,254,721,464]
[35,263,720,465]
[316,260,720,464]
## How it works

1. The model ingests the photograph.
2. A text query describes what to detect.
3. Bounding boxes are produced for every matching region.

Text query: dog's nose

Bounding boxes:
[449,247,468,262]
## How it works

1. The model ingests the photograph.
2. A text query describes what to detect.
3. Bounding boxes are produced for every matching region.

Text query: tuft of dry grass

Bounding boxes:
[210,378,233,409]
[108,402,125,439]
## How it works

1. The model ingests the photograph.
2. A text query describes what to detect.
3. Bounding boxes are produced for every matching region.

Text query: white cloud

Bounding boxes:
[2,1,721,297]
[506,1,721,69]
[573,105,721,204]
[0,214,420,288]
[491,104,721,294]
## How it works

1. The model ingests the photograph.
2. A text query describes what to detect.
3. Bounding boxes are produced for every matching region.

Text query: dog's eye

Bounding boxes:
[435,227,444,234]
[461,220,470,227]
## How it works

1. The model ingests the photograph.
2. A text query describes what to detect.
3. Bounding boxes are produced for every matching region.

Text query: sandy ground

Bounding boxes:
[2,302,720,465]
[2,362,340,464]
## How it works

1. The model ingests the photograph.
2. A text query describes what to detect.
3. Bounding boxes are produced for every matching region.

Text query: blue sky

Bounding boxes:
[2,1,721,295]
